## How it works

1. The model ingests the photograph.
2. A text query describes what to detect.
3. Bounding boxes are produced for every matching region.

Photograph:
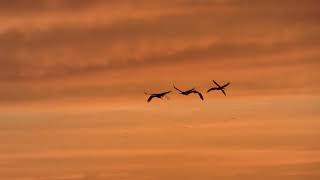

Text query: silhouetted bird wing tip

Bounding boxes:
[173,86,183,93]
[222,82,230,88]
[221,89,227,96]
[198,93,204,100]
[192,91,204,100]
[147,95,155,102]
[212,80,220,87]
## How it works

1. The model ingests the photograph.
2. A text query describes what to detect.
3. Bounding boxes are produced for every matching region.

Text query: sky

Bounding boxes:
[0,0,320,179]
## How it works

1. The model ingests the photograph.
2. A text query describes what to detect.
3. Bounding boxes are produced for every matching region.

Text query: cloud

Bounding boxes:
[0,0,319,104]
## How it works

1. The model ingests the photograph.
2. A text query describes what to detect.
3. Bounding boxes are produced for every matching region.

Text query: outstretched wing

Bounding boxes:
[163,91,171,95]
[173,85,183,93]
[159,91,171,98]
[147,95,155,102]
[197,92,204,100]
[192,91,204,100]
[221,89,226,96]
[207,87,218,93]
[222,82,230,88]
[212,80,221,88]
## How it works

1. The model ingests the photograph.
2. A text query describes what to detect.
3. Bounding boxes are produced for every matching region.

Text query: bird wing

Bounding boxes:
[197,92,204,100]
[192,91,204,100]
[163,91,171,95]
[222,82,230,88]
[159,91,171,98]
[173,85,183,93]
[212,80,221,88]
[147,95,155,102]
[221,89,226,96]
[207,87,218,92]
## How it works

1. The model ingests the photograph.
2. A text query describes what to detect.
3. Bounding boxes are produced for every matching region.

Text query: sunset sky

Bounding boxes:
[0,0,320,179]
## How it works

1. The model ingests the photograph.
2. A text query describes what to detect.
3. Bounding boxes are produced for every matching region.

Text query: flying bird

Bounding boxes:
[207,80,230,96]
[173,85,204,100]
[144,91,171,103]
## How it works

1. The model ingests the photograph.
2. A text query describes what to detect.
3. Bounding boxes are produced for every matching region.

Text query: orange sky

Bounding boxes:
[0,0,320,179]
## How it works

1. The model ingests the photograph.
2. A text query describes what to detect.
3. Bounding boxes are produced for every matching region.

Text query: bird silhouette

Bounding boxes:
[144,91,171,103]
[173,85,204,100]
[207,80,230,96]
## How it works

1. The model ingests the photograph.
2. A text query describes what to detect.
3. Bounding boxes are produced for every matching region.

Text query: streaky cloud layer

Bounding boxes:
[0,1,320,179]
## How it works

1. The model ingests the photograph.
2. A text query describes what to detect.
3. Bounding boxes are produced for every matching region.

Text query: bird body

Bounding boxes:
[145,80,230,103]
[207,80,230,96]
[144,91,171,102]
[174,85,204,100]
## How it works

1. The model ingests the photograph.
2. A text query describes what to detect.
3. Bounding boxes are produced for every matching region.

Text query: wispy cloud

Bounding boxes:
[0,0,319,102]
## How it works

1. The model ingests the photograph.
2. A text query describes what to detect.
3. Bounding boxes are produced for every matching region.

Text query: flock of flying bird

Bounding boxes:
[145,80,230,102]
